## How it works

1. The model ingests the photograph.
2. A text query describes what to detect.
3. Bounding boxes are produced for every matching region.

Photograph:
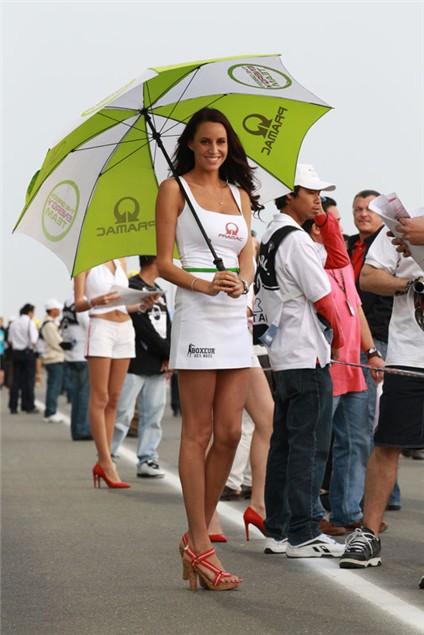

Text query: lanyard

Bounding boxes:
[328,270,355,316]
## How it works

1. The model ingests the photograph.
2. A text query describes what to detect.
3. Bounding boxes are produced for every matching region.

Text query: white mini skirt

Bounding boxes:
[170,274,252,370]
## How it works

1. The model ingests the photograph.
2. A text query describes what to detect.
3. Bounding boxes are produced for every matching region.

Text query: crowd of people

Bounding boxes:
[3,107,423,591]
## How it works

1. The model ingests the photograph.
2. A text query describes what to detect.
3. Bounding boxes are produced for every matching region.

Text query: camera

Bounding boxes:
[413,277,424,294]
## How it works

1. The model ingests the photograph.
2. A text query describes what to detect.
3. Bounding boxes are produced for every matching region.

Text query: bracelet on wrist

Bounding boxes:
[395,279,415,296]
[240,279,249,295]
[190,278,199,291]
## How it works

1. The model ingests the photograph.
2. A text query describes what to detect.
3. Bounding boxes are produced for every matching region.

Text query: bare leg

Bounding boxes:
[106,358,130,448]
[205,369,250,526]
[178,369,216,553]
[179,368,248,583]
[363,447,401,535]
[244,367,273,517]
[87,357,124,482]
[208,510,224,535]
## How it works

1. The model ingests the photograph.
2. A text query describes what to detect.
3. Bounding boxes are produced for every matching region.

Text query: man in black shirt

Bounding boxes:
[112,256,171,478]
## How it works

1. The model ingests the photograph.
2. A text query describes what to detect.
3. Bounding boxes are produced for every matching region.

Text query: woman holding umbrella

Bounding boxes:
[156,108,261,591]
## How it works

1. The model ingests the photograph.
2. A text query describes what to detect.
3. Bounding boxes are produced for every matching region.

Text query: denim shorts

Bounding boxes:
[85,318,135,359]
[374,366,424,448]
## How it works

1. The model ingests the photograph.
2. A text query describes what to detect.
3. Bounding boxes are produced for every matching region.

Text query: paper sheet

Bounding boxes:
[369,193,424,269]
[105,284,163,308]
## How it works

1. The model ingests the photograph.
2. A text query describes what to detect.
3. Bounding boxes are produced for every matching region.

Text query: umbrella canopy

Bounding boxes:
[14,53,331,276]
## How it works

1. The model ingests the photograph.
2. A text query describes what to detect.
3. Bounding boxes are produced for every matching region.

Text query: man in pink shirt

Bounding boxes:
[303,197,384,534]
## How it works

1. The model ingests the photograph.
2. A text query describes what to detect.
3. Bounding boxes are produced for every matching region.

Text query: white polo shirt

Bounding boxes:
[8,315,38,350]
[365,230,424,368]
[263,213,332,371]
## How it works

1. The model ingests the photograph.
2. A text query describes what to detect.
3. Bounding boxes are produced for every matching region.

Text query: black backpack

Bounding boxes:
[253,225,300,346]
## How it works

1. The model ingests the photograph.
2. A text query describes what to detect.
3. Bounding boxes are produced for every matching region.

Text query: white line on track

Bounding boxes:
[42,400,424,633]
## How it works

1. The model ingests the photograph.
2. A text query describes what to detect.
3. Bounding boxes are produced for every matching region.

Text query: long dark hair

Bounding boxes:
[173,108,263,212]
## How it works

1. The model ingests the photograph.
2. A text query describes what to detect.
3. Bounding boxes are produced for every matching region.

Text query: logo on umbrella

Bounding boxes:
[228,64,292,90]
[242,114,273,138]
[96,197,154,238]
[242,107,287,156]
[42,181,79,242]
[114,197,140,224]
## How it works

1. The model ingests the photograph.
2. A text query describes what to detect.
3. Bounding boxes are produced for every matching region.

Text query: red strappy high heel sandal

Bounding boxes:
[243,506,266,541]
[92,463,130,489]
[192,548,241,591]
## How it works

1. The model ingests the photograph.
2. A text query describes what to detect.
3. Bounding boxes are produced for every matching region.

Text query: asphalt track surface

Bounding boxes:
[2,388,424,635]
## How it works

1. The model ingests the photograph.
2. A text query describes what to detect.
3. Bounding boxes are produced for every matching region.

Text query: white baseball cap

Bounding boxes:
[45,298,63,311]
[294,164,335,192]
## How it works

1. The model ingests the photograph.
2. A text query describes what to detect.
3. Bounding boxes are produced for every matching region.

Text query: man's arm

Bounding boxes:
[313,293,345,355]
[358,305,384,382]
[360,264,410,296]
[315,212,350,269]
[42,322,63,352]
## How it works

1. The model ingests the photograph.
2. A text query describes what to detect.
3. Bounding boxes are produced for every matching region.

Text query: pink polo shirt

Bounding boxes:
[327,264,366,396]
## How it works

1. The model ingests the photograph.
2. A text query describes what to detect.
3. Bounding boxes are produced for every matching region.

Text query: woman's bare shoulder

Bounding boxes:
[158,177,180,194]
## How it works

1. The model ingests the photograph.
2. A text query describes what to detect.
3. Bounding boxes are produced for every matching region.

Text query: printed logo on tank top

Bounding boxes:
[187,343,216,359]
[218,222,243,242]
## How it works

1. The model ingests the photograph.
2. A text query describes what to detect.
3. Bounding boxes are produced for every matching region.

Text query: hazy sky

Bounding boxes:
[2,1,423,319]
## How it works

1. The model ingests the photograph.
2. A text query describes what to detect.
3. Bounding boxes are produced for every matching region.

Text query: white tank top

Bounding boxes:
[176,177,248,270]
[85,260,128,315]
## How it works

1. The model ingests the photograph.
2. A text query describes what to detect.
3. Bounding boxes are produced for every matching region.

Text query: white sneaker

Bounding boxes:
[264,538,288,554]
[286,533,345,558]
[137,460,165,478]
[43,413,64,423]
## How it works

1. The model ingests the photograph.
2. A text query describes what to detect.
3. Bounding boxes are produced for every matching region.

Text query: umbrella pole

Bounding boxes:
[143,111,226,271]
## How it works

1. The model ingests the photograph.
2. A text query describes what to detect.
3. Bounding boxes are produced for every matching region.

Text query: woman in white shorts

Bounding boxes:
[74,258,154,489]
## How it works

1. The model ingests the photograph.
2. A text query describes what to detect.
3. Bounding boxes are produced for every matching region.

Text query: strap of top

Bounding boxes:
[227,183,242,215]
[178,176,198,209]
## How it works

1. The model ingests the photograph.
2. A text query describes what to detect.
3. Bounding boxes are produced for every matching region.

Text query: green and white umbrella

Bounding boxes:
[14,53,331,276]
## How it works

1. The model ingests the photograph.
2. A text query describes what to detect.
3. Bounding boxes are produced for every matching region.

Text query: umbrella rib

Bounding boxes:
[157,94,227,138]
[157,68,201,135]
[100,138,152,176]
[98,110,148,135]
[72,137,150,152]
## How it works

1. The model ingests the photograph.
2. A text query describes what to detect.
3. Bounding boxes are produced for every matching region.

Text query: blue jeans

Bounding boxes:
[112,373,167,464]
[66,362,90,439]
[44,362,64,417]
[329,391,369,525]
[361,339,401,507]
[264,366,333,545]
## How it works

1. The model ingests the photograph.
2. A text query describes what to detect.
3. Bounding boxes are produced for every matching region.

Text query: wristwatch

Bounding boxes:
[366,347,383,360]
[240,279,249,295]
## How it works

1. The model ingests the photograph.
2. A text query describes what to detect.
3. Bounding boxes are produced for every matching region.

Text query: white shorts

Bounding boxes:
[85,318,135,359]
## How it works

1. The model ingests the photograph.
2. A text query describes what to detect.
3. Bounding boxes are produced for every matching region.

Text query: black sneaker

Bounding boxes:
[339,526,382,569]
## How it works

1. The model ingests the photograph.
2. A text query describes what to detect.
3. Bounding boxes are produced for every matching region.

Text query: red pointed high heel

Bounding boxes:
[92,463,130,489]
[209,533,228,543]
[243,506,266,541]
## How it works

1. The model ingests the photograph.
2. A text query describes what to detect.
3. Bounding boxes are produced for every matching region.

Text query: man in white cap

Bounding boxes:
[41,299,65,422]
[261,164,347,558]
